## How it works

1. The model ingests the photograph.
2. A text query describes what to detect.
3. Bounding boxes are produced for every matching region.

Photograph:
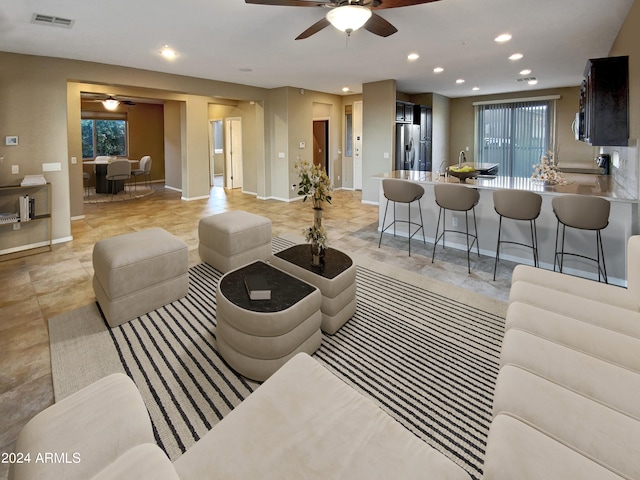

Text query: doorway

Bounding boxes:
[353,101,363,190]
[209,119,224,188]
[225,118,243,189]
[313,120,329,172]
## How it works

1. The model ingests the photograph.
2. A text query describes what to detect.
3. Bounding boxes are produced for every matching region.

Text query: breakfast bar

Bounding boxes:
[374,170,639,285]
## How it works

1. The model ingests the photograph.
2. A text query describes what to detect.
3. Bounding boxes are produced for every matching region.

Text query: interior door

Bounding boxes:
[225,118,243,189]
[353,100,363,190]
[313,120,328,170]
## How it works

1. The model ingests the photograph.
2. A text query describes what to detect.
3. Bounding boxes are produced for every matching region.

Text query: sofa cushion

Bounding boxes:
[506,302,640,372]
[10,374,154,480]
[510,264,638,311]
[173,353,468,480]
[492,365,640,479]
[483,413,627,480]
[91,444,179,480]
[500,328,640,419]
[508,282,640,339]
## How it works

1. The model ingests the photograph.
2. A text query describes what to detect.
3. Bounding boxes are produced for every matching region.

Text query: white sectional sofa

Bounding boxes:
[12,237,640,479]
[487,235,640,479]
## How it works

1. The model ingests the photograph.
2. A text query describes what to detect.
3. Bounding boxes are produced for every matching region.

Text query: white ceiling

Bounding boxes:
[0,0,634,98]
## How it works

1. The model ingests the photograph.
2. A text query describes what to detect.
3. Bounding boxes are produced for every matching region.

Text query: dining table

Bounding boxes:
[83,159,139,194]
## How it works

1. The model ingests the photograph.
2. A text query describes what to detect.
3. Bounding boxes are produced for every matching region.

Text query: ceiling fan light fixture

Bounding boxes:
[326,5,372,34]
[102,98,120,110]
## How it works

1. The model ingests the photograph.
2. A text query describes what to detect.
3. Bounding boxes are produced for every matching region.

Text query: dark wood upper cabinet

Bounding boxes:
[579,55,628,147]
[395,101,413,123]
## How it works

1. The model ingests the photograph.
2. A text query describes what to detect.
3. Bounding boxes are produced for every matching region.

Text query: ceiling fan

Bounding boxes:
[82,93,136,110]
[245,0,441,40]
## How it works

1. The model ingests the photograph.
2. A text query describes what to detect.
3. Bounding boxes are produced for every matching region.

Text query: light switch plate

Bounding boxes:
[42,162,62,172]
[11,164,19,174]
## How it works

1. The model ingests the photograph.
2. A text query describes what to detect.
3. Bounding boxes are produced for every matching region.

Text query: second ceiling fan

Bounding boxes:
[245,0,441,40]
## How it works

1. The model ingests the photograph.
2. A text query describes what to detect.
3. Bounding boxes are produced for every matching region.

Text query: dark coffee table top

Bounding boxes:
[219,261,316,313]
[274,245,353,280]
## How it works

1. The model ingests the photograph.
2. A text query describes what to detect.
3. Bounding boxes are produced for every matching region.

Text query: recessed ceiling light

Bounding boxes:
[509,53,524,61]
[456,79,465,84]
[528,79,539,85]
[433,67,444,73]
[520,69,532,75]
[472,86,480,91]
[160,45,177,59]
[342,86,350,92]
[407,53,420,61]
[494,33,512,43]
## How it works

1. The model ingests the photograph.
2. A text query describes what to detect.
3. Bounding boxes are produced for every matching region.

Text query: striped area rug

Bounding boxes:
[58,238,505,479]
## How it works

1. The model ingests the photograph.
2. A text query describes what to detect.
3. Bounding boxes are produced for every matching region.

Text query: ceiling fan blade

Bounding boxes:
[295,17,331,40]
[245,0,329,6]
[371,0,440,9]
[363,12,397,37]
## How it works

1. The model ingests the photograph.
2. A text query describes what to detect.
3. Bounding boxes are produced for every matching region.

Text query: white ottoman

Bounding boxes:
[93,228,189,327]
[216,261,322,381]
[198,211,272,273]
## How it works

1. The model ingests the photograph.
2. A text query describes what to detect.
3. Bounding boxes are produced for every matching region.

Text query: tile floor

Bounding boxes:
[0,185,515,478]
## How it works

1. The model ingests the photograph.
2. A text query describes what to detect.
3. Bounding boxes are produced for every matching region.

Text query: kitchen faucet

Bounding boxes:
[458,150,466,167]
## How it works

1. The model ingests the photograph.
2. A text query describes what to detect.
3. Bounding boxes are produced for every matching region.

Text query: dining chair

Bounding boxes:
[105,160,131,199]
[131,156,152,191]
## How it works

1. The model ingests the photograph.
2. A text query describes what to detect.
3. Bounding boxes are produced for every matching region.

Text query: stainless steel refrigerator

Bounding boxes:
[395,123,421,171]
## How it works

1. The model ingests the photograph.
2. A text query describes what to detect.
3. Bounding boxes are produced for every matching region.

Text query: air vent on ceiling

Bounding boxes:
[31,13,75,28]
[516,77,538,83]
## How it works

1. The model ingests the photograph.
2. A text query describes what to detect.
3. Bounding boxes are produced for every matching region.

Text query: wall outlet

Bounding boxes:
[13,222,20,230]
[452,216,458,227]
[11,164,19,174]
[71,156,77,164]
[337,175,340,181]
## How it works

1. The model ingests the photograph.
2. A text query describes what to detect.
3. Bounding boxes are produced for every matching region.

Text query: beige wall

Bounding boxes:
[362,80,396,203]
[163,101,183,191]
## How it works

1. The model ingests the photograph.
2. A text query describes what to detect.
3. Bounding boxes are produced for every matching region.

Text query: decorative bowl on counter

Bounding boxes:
[447,166,478,183]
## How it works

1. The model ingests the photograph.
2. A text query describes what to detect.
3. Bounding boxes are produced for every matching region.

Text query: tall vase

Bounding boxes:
[311,205,324,267]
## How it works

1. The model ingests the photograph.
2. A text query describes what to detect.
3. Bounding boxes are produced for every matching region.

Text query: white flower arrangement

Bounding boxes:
[532,151,567,185]
[303,225,328,252]
[295,160,333,207]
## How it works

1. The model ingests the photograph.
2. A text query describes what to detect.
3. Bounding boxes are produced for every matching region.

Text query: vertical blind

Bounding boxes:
[475,98,557,177]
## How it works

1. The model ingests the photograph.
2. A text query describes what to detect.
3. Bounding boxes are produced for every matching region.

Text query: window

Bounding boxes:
[474,96,557,177]
[81,111,128,158]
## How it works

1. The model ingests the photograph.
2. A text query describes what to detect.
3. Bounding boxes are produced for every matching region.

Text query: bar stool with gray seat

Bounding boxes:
[493,189,542,280]
[432,183,480,274]
[378,178,425,256]
[552,195,610,283]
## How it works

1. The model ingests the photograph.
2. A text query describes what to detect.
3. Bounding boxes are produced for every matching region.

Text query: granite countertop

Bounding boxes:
[373,170,637,202]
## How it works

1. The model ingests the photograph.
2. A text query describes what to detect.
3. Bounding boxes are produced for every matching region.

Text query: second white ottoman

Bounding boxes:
[198,211,272,273]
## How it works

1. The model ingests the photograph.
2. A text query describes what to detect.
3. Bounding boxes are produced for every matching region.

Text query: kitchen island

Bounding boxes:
[374,170,638,285]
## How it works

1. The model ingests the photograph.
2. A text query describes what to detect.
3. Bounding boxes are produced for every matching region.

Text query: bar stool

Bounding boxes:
[378,178,425,256]
[432,183,480,273]
[492,190,542,280]
[552,195,610,283]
